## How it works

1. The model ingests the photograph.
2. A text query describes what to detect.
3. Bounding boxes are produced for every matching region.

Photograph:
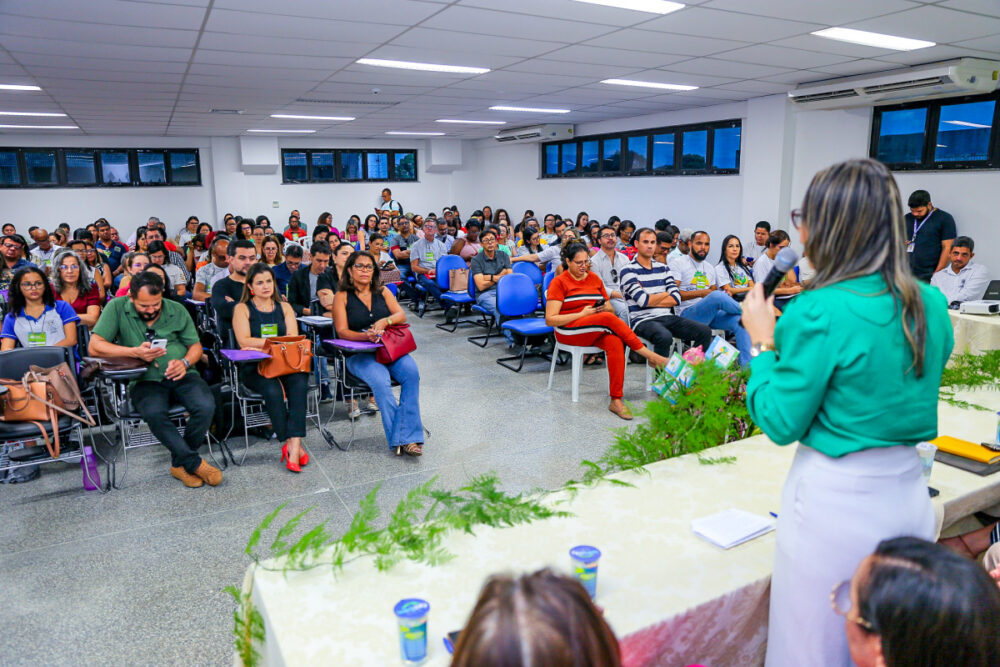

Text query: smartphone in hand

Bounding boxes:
[150,338,168,350]
[592,299,606,309]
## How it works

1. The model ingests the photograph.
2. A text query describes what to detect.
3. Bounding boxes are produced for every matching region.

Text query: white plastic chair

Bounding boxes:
[547,342,611,402]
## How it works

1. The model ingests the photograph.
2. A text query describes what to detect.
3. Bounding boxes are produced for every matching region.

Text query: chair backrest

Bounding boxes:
[385,282,398,297]
[0,346,76,381]
[512,261,543,285]
[435,255,467,290]
[542,270,556,304]
[496,273,538,318]
[467,269,477,299]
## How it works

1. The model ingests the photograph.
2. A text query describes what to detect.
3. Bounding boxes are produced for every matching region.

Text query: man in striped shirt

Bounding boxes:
[619,228,712,357]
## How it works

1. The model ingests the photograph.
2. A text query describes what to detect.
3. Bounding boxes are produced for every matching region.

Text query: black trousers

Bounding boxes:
[242,369,310,441]
[131,373,216,474]
[634,315,713,357]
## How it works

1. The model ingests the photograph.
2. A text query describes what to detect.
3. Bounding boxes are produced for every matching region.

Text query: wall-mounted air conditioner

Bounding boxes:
[788,58,999,109]
[494,124,574,144]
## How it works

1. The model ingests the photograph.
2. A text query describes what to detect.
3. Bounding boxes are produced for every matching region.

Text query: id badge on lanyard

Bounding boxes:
[908,210,933,253]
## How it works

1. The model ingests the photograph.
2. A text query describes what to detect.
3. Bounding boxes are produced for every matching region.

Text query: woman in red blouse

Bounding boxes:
[545,242,666,420]
[52,249,102,327]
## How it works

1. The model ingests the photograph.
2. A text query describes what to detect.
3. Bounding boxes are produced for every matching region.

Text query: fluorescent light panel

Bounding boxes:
[356,58,489,74]
[573,0,684,15]
[436,119,506,125]
[601,78,698,91]
[247,129,315,133]
[811,27,934,51]
[271,114,355,121]
[0,124,76,129]
[0,111,66,117]
[944,120,991,129]
[385,131,445,136]
[0,84,42,91]
[490,105,571,114]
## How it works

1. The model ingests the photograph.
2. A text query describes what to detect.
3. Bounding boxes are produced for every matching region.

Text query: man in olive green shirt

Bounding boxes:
[90,271,221,488]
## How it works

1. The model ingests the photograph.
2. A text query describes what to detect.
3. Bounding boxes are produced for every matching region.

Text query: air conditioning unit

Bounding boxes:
[788,58,1000,109]
[494,124,574,144]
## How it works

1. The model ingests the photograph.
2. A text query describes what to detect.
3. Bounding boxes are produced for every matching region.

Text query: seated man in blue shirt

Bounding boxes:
[0,234,35,292]
[272,244,303,298]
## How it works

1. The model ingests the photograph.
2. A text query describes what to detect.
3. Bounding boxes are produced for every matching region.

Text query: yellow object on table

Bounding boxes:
[932,435,1000,464]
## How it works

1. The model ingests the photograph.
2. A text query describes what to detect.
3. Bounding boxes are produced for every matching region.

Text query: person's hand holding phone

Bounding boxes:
[134,341,167,362]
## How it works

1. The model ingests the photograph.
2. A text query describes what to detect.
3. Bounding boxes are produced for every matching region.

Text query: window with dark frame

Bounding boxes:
[280,149,418,183]
[541,119,741,178]
[870,91,999,171]
[0,147,202,188]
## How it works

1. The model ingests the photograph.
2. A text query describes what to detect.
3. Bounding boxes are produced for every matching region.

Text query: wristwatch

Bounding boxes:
[182,358,191,369]
[750,342,775,358]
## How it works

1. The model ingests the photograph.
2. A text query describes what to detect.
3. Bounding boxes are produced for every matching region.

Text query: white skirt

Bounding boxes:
[765,444,934,667]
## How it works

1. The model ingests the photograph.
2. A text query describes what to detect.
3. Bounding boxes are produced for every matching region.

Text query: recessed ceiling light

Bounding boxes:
[572,0,684,14]
[246,129,316,133]
[271,114,355,121]
[385,131,445,136]
[0,124,76,129]
[944,120,991,129]
[489,105,571,114]
[601,78,698,91]
[0,111,67,117]
[0,84,42,91]
[811,27,934,51]
[356,58,489,75]
[435,119,507,125]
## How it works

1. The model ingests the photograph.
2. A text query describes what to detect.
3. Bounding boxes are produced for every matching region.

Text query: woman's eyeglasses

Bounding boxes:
[829,580,873,630]
[21,281,45,290]
[790,209,804,229]
[58,264,79,272]
[352,264,375,272]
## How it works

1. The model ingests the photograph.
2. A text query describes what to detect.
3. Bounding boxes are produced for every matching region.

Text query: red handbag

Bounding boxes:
[376,324,416,364]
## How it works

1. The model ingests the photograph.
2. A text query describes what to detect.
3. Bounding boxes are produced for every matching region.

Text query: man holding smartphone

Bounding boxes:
[89,271,221,489]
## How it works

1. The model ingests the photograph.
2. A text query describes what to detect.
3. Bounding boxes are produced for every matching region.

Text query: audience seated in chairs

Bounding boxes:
[79,239,112,298]
[470,229,514,347]
[0,234,35,292]
[930,235,990,307]
[147,241,187,298]
[51,250,101,327]
[1,266,79,350]
[751,229,803,310]
[409,216,450,316]
[715,234,755,300]
[115,251,150,297]
[332,251,425,457]
[261,234,282,268]
[389,217,420,280]
[193,236,230,302]
[231,263,311,473]
[271,243,302,298]
[144,264,184,304]
[620,228,713,358]
[450,218,483,265]
[669,231,752,366]
[210,239,257,339]
[452,567,622,667]
[545,242,666,421]
[840,537,1000,667]
[89,271,221,489]
[590,224,630,321]
[287,241,335,316]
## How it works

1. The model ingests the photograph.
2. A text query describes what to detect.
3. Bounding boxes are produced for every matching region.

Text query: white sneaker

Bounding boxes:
[348,406,362,419]
[365,399,379,413]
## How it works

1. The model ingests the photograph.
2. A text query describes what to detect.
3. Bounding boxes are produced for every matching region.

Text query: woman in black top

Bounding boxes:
[332,251,425,457]
[232,263,310,472]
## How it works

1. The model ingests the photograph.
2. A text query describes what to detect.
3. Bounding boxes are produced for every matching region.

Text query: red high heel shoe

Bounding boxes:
[280,443,301,473]
[299,449,310,467]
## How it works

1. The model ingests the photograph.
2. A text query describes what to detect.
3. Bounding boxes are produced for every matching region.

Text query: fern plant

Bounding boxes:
[939,351,1000,410]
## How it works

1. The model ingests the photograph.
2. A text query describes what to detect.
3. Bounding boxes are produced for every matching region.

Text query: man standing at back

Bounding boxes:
[376,188,403,218]
[905,189,956,282]
[89,271,220,489]
[669,231,751,366]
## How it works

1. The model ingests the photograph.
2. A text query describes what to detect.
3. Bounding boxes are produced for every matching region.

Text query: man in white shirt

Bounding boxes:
[669,231,751,366]
[590,224,630,320]
[28,228,60,273]
[667,228,692,264]
[931,236,990,306]
[375,187,403,217]
[752,229,802,310]
[745,221,770,264]
[193,237,230,301]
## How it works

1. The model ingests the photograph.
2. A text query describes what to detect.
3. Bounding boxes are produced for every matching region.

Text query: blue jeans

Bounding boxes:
[416,274,442,302]
[679,291,751,367]
[476,289,514,345]
[345,352,424,448]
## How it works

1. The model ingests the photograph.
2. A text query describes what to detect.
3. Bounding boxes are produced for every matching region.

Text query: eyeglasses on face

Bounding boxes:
[570,258,591,267]
[3,243,22,250]
[829,580,873,631]
[21,281,45,289]
[352,264,375,272]
[790,209,804,229]
[58,264,79,271]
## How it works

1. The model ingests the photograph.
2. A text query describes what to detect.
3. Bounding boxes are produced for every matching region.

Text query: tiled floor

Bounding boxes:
[0,313,658,666]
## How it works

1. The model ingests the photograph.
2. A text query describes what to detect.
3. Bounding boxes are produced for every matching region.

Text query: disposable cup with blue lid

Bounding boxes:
[570,545,602,599]
[394,598,430,664]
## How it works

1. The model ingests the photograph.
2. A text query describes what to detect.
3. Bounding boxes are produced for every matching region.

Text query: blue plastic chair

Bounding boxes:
[385,282,398,297]
[436,255,475,332]
[467,271,497,347]
[495,273,553,372]
[542,269,556,305]
[512,261,543,285]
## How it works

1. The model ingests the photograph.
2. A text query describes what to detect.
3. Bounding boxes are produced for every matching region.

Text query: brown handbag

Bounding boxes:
[258,336,313,379]
[0,363,96,459]
[448,268,470,293]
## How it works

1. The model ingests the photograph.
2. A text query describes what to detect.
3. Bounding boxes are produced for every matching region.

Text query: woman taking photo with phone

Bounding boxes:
[232,263,310,472]
[741,159,954,666]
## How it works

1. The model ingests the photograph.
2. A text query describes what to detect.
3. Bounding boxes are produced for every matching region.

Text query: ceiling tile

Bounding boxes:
[1,36,192,62]
[660,57,794,79]
[949,35,1000,55]
[939,0,1000,18]
[387,28,565,59]
[194,50,352,71]
[457,0,679,26]
[0,16,199,48]
[0,0,207,29]
[420,6,614,42]
[639,6,822,41]
[587,29,751,57]
[714,80,795,94]
[360,45,520,70]
[203,9,408,42]
[200,32,380,58]
[712,44,856,68]
[212,0,444,24]
[874,44,999,64]
[768,34,899,59]
[504,58,638,79]
[543,45,690,68]
[809,59,909,77]
[845,5,1000,42]
[701,0,918,25]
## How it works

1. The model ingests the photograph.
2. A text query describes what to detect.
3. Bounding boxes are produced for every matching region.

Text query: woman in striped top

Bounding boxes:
[545,242,667,420]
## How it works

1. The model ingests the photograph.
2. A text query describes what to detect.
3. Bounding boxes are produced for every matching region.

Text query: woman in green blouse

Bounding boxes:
[741,159,954,667]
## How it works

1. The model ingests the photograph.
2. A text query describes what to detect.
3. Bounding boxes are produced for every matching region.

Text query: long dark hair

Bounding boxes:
[363,214,378,232]
[717,234,752,284]
[857,537,1000,667]
[561,241,591,270]
[451,568,621,667]
[240,262,282,305]
[339,251,380,294]
[10,266,55,315]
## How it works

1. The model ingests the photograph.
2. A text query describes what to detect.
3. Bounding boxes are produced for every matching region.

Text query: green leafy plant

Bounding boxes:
[225,583,264,667]
[939,351,1000,411]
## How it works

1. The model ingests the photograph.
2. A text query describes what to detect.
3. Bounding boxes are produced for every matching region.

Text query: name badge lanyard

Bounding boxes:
[908,210,934,252]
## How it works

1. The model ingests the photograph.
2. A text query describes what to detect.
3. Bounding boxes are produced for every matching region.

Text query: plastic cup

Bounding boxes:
[393,598,430,664]
[916,442,937,484]
[570,545,601,599]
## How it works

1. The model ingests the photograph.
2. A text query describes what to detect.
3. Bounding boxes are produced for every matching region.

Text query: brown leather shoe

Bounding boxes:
[193,459,223,486]
[171,466,204,488]
[608,402,633,421]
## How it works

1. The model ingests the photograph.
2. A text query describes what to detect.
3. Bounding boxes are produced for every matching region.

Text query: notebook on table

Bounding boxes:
[931,436,1000,476]
[691,509,776,549]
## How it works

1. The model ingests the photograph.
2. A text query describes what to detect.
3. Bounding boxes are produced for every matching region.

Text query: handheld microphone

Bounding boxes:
[761,247,799,299]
